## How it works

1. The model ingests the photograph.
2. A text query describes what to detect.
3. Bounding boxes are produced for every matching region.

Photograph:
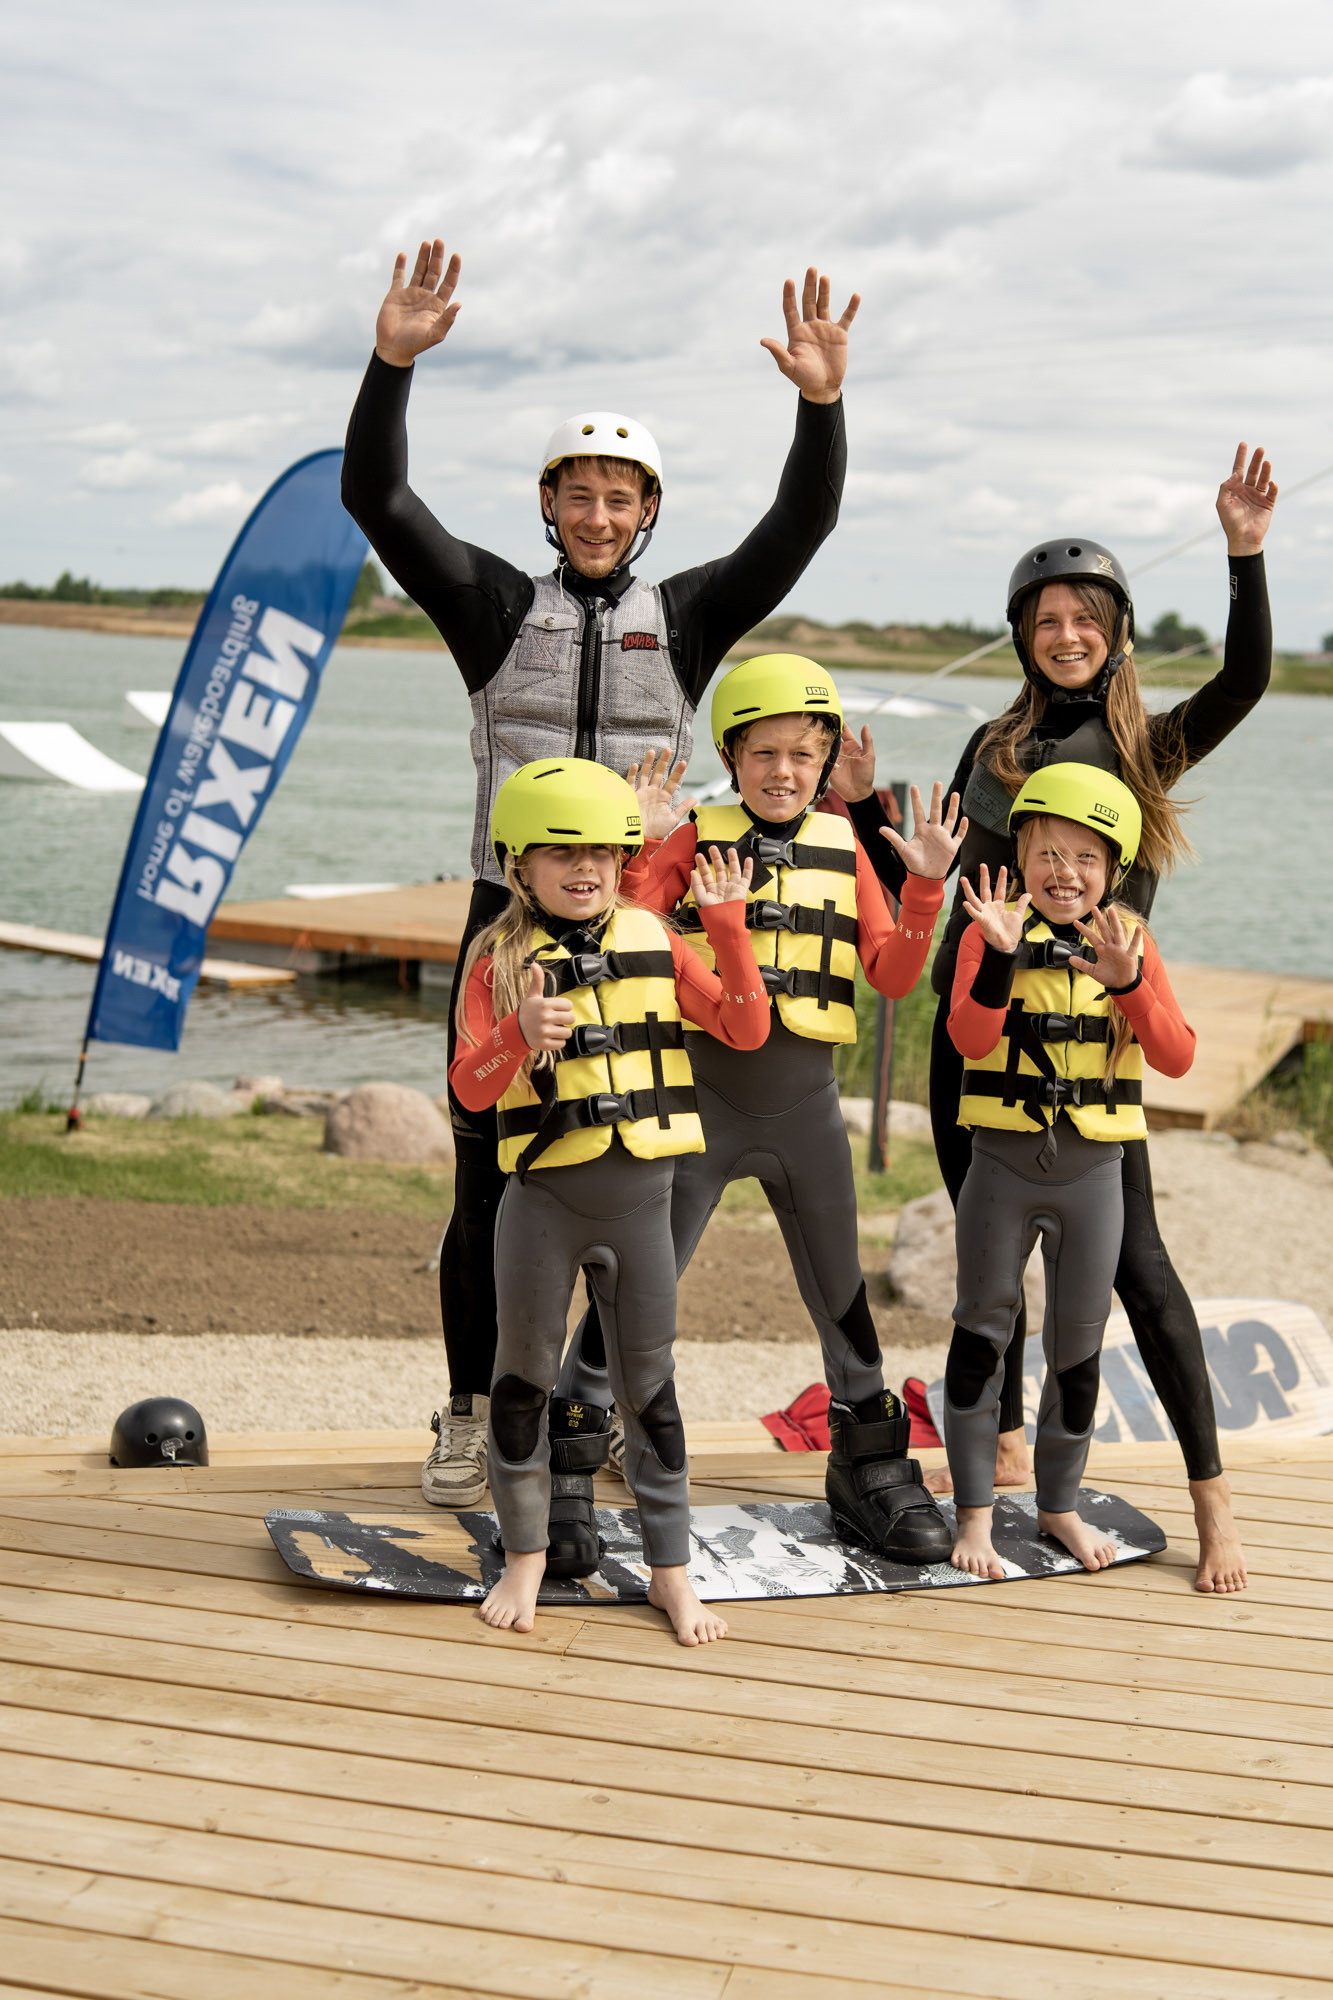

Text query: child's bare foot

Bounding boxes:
[950,1504,1005,1579]
[1191,1474,1248,1593]
[995,1426,1032,1487]
[927,1426,1032,1497]
[1038,1508,1118,1572]
[647,1566,728,1646]
[479,1548,546,1632]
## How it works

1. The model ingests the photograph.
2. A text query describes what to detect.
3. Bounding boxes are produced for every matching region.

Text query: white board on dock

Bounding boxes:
[125,690,171,729]
[925,1298,1333,1446]
[282,882,401,899]
[0,723,144,792]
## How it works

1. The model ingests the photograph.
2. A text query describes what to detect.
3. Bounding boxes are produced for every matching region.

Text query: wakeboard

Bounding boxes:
[266,1488,1165,1605]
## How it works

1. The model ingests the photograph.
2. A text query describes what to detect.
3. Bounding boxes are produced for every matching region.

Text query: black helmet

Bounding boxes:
[1006,538,1134,696]
[109,1397,209,1468]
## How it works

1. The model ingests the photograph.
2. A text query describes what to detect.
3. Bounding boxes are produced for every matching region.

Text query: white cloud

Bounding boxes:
[1141,71,1333,178]
[1057,477,1215,542]
[179,412,297,457]
[0,339,60,401]
[68,420,138,447]
[78,447,177,489]
[157,480,260,527]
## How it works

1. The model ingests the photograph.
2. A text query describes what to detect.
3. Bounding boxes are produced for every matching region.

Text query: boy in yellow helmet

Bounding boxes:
[561,654,967,1564]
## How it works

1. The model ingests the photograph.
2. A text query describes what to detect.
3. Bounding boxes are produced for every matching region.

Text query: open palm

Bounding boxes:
[761,269,860,403]
[375,239,462,367]
[1216,442,1278,555]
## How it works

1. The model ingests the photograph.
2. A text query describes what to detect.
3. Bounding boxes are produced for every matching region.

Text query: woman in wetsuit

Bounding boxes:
[836,441,1277,1593]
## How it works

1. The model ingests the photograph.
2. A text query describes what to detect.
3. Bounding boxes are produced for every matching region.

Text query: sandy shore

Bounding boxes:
[2,1131,1327,1443]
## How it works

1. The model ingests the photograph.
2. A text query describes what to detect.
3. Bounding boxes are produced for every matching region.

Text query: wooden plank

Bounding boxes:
[0,920,295,987]
[1144,960,1333,1128]
[209,880,473,965]
[6,1742,1333,1936]
[0,1914,490,1998]
[6,1607,1333,1833]
[0,1856,728,2000]
[3,1792,1331,1987]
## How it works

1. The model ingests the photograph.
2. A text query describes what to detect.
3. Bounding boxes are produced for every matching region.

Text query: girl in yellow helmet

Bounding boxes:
[450,757,768,1644]
[944,764,1196,1580]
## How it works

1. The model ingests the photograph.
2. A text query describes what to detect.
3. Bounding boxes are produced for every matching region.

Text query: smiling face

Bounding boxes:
[517,843,620,924]
[1028,583,1112,690]
[1017,814,1111,923]
[729,713,834,823]
[541,459,658,579]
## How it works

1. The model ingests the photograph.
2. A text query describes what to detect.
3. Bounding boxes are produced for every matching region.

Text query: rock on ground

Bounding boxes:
[148,1081,242,1120]
[839,1097,932,1139]
[324,1083,456,1165]
[83,1093,151,1119]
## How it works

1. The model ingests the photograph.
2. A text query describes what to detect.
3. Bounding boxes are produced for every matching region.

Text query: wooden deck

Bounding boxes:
[0,1424,1330,1997]
[207,880,473,972]
[0,920,295,988]
[1142,961,1333,1131]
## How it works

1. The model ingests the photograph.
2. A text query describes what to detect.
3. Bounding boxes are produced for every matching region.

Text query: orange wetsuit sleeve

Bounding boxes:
[855,849,945,999]
[1110,931,1196,1077]
[670,904,769,1049]
[620,823,698,912]
[448,957,531,1111]
[948,921,1197,1077]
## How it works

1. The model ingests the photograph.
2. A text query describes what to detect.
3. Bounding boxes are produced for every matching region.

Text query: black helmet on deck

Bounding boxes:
[1006,538,1134,694]
[109,1397,209,1468]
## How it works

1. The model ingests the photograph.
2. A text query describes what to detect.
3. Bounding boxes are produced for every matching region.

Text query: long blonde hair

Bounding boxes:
[454,854,628,1083]
[1014,816,1145,1084]
[977,581,1193,879]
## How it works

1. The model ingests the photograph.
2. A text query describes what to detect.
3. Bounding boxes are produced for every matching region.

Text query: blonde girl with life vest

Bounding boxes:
[560,654,967,1566]
[944,763,1196,1579]
[450,757,768,1644]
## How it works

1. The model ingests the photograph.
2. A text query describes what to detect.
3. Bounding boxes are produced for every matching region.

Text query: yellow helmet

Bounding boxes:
[1009,762,1142,871]
[491,758,644,872]
[710,653,843,758]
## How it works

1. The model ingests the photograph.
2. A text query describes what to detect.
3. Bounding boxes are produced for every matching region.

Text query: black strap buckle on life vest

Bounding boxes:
[1014,935,1079,971]
[720,825,859,892]
[962,1071,1143,1117]
[760,960,857,1010]
[504,1079,700,1181]
[531,946,675,993]
[1029,1011,1109,1045]
[559,1018,687,1061]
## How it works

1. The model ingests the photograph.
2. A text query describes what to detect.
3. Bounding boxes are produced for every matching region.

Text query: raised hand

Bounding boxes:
[1071,905,1140,991]
[626,748,696,840]
[829,724,876,803]
[375,239,462,368]
[960,863,1029,954]
[760,268,860,405]
[691,843,754,907]
[516,962,574,1051]
[880,783,968,881]
[1216,442,1278,555]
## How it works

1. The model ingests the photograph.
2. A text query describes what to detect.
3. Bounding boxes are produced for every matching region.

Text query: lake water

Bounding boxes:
[3,621,1330,1102]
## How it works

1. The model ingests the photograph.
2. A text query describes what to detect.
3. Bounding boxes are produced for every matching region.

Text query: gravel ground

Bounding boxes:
[0,1328,951,1439]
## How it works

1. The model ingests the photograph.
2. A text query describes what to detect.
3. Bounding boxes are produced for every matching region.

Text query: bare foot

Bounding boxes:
[995,1426,1032,1487]
[1038,1507,1118,1572]
[647,1566,728,1646]
[950,1504,1005,1579]
[1190,1474,1248,1593]
[479,1548,546,1632]
[927,1426,1032,1497]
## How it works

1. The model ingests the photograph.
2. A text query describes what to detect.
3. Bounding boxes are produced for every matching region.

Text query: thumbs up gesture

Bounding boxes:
[517,962,575,1051]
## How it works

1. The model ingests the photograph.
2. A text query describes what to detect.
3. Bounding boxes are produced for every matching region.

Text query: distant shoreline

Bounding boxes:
[4,595,1330,693]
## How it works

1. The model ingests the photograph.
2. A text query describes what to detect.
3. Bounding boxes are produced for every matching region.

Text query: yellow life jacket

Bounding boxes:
[677,804,860,1044]
[495,905,704,1176]
[957,910,1147,1142]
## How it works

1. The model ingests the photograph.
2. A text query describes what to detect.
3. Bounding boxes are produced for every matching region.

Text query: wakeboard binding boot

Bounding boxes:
[545,1395,612,1578]
[826,1390,952,1565]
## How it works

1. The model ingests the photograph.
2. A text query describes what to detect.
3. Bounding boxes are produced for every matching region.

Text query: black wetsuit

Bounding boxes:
[342,354,847,1394]
[850,553,1271,1479]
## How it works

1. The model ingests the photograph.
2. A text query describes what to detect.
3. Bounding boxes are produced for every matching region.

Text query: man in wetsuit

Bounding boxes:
[341,237,858,1505]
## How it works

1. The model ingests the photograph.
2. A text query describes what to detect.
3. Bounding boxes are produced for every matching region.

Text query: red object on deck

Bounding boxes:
[761,1382,831,1451]
[903,1376,943,1447]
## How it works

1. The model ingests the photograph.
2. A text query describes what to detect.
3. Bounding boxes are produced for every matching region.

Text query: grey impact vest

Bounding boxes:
[468,572,692,886]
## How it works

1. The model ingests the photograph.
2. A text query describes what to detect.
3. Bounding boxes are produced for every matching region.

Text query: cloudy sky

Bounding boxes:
[4,0,1333,645]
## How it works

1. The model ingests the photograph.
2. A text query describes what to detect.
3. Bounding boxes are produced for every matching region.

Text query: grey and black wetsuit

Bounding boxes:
[343,354,846,1396]
[850,554,1272,1475]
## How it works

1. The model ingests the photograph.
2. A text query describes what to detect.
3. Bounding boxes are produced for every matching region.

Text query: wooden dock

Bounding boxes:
[0,1424,1330,1997]
[1143,961,1333,1130]
[0,920,294,988]
[207,880,473,975]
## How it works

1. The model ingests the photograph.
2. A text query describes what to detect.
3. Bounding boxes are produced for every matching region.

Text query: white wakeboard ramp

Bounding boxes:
[0,722,144,792]
[925,1297,1333,1447]
[124,690,171,729]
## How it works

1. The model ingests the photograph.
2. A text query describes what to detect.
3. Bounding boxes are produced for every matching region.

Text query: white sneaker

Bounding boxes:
[421,1393,489,1509]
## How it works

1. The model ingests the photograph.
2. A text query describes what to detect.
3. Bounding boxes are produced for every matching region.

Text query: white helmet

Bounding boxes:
[539,412,663,492]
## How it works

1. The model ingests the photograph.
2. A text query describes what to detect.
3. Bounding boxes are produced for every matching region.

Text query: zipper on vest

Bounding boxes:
[575,597,606,761]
